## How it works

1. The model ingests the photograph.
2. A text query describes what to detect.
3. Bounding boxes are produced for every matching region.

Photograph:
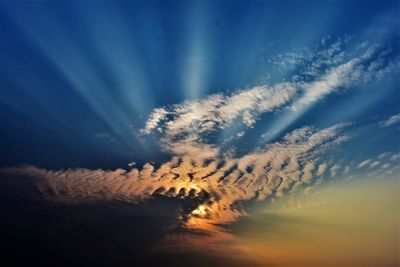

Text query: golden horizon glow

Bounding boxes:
[223,176,399,266]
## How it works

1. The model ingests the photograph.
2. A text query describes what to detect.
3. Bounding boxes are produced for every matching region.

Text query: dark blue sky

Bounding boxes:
[0,1,399,169]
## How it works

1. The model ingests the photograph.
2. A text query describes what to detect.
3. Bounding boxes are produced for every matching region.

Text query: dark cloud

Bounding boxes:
[0,170,230,267]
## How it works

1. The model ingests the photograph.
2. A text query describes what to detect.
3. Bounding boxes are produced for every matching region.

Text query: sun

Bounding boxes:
[191,204,208,216]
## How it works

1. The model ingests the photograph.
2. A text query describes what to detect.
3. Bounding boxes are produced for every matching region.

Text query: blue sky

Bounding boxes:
[0,1,398,170]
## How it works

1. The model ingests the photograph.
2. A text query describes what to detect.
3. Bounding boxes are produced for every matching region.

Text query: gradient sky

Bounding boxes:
[227,176,399,266]
[0,1,399,266]
[1,1,398,168]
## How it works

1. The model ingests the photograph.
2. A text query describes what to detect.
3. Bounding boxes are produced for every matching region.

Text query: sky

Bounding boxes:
[0,1,399,266]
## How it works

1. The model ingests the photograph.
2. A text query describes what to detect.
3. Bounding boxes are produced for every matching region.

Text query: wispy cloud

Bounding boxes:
[357,159,373,169]
[141,34,399,159]
[379,113,400,127]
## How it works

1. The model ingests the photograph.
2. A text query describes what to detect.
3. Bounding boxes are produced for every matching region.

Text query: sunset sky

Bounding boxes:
[0,1,399,266]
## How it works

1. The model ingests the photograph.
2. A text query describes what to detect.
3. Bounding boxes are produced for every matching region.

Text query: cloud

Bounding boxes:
[369,161,380,168]
[141,108,168,135]
[127,162,136,167]
[381,163,391,170]
[347,152,400,180]
[0,124,351,231]
[291,59,357,110]
[316,163,328,177]
[344,166,350,174]
[141,36,399,158]
[357,159,373,169]
[378,152,391,159]
[379,113,400,127]
[330,164,341,178]
[143,84,297,139]
[291,45,399,110]
[236,131,245,138]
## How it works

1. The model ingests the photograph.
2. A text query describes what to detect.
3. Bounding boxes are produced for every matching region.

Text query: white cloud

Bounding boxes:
[127,162,136,167]
[144,84,298,139]
[344,166,351,174]
[380,113,400,127]
[390,154,400,161]
[291,60,356,110]
[357,159,373,169]
[330,164,341,177]
[141,38,398,159]
[236,131,245,138]
[381,163,391,170]
[378,152,391,159]
[369,161,381,168]
[140,108,168,134]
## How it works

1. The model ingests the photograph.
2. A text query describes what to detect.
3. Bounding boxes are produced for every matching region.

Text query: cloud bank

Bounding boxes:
[0,122,358,236]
